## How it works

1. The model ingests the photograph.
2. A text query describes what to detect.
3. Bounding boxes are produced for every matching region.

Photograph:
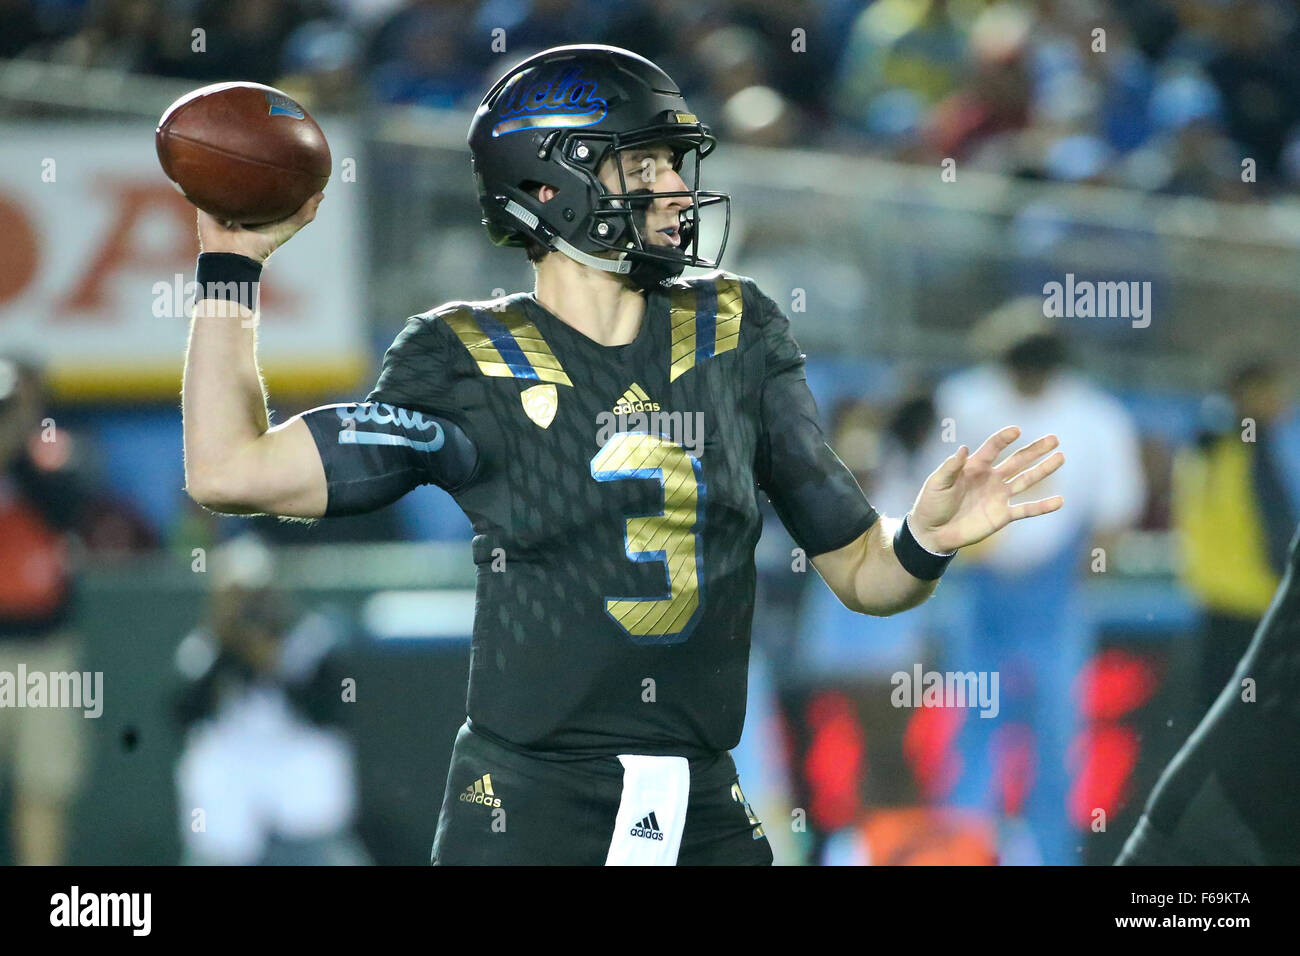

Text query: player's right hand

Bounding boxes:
[197,191,324,263]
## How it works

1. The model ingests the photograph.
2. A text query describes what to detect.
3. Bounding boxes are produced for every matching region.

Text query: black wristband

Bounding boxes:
[195,253,263,311]
[893,514,957,581]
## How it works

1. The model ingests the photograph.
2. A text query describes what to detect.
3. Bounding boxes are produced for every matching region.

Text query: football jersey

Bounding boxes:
[357,272,877,756]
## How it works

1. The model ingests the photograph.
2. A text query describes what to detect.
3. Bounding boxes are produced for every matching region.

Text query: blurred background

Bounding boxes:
[1,0,1299,866]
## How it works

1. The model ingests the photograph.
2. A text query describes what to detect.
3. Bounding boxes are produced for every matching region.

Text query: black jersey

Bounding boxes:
[333,272,876,755]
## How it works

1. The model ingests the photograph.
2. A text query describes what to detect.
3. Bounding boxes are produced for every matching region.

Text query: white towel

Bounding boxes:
[604,754,690,866]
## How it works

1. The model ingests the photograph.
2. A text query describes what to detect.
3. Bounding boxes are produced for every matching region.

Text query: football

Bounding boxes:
[155,81,331,226]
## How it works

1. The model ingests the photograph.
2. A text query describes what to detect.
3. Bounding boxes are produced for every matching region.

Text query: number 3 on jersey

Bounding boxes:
[591,432,705,645]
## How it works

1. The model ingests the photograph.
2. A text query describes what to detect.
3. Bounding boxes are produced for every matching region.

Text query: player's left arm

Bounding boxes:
[750,280,1064,616]
[812,426,1065,615]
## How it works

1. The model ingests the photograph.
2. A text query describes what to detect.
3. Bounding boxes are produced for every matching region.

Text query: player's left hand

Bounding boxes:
[908,426,1064,554]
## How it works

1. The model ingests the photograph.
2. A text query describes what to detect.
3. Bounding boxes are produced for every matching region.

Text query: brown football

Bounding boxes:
[156,82,331,225]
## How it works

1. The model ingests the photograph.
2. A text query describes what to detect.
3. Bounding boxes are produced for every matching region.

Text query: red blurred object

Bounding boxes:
[903,704,964,801]
[1068,649,1162,826]
[1078,648,1163,721]
[859,807,998,866]
[803,691,867,830]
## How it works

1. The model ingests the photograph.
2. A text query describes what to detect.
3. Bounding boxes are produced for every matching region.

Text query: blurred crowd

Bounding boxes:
[3,0,1300,198]
[743,304,1299,864]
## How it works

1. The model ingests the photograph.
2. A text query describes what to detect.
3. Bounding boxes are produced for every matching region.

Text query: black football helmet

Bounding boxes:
[468,44,730,290]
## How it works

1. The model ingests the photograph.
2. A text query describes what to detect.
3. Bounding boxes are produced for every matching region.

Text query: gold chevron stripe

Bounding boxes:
[714,277,744,355]
[667,277,745,382]
[668,285,697,383]
[498,310,573,387]
[444,310,515,380]
[442,307,572,387]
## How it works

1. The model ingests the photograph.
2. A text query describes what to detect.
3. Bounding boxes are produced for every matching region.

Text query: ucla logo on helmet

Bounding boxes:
[492,66,608,137]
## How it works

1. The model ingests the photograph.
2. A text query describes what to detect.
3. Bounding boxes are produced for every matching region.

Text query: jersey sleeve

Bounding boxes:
[300,401,477,516]
[299,313,478,517]
[749,281,879,556]
[366,313,465,414]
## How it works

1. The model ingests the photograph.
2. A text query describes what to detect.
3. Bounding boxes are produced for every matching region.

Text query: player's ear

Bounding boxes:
[538,184,558,203]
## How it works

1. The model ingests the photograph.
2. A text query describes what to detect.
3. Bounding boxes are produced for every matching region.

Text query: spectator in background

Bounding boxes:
[832,0,969,141]
[47,0,160,72]
[0,0,44,59]
[278,18,365,112]
[689,25,802,148]
[1173,359,1298,716]
[1126,69,1247,200]
[0,356,86,865]
[1194,0,1300,185]
[367,0,481,108]
[924,3,1032,163]
[172,535,368,865]
[779,393,940,863]
[929,298,1145,864]
[182,0,308,85]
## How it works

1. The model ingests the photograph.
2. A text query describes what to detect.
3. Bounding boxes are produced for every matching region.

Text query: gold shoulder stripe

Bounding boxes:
[443,309,514,379]
[442,305,572,387]
[713,276,744,356]
[668,284,698,383]
[497,309,573,387]
[668,276,745,382]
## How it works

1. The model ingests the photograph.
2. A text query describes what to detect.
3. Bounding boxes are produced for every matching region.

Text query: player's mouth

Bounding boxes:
[656,225,681,248]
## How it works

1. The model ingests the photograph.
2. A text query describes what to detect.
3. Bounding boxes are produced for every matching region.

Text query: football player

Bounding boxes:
[1117,520,1300,865]
[182,45,1065,865]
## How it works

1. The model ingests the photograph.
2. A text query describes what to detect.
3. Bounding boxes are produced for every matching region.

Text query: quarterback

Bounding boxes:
[181,45,1065,865]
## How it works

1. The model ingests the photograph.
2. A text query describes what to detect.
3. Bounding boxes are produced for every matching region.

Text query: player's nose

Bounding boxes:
[656,167,691,210]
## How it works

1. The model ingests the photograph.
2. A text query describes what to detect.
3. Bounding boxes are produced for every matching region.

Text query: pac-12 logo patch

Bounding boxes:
[520,383,558,428]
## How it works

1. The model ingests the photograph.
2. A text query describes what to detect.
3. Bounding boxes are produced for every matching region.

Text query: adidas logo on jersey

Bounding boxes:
[612,383,660,415]
[597,384,704,458]
[630,811,665,841]
[459,773,502,809]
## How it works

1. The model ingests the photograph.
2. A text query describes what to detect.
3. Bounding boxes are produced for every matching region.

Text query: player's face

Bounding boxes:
[598,144,691,250]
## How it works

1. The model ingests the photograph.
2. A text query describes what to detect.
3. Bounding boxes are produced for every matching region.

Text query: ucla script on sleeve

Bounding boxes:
[300,401,478,517]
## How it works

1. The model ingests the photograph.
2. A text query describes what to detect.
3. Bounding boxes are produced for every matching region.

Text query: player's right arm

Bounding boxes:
[183,199,477,517]
[183,199,328,516]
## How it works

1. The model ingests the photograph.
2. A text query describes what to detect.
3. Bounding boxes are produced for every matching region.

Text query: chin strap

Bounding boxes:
[552,235,633,275]
[505,199,632,275]
[503,198,686,289]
